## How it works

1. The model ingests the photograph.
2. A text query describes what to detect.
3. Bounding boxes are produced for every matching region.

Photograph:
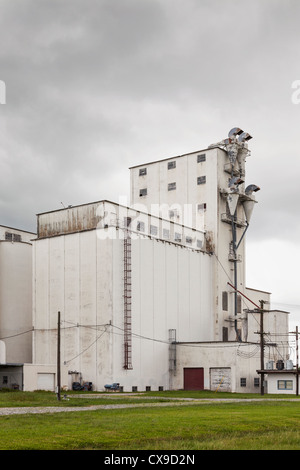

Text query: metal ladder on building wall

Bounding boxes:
[124,230,133,369]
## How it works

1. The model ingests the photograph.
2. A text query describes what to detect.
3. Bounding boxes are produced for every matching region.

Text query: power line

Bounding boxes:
[0,328,34,340]
[64,326,108,364]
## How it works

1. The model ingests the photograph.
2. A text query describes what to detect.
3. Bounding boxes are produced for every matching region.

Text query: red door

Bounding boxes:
[184,367,204,390]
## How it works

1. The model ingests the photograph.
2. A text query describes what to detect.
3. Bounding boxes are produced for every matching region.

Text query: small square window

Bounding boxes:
[197,154,206,163]
[197,203,207,211]
[197,176,206,185]
[168,161,176,169]
[150,225,158,236]
[185,236,192,244]
[5,232,13,241]
[240,378,246,387]
[278,380,293,390]
[137,221,145,232]
[197,239,203,249]
[163,228,170,239]
[124,217,131,227]
[139,188,147,197]
[254,377,260,387]
[175,232,181,242]
[139,168,147,176]
[168,182,176,191]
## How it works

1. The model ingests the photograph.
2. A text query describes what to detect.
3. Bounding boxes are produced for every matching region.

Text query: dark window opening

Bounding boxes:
[137,221,145,232]
[168,182,176,191]
[197,154,206,163]
[237,295,242,313]
[124,217,131,227]
[222,291,228,311]
[197,176,206,185]
[139,188,147,197]
[168,161,176,169]
[240,378,246,387]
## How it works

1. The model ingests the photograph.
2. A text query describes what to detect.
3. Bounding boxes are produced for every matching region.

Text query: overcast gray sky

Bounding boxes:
[0,0,299,308]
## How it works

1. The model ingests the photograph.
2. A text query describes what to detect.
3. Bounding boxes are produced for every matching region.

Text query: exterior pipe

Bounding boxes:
[236,222,249,250]
[227,281,260,309]
[231,218,249,341]
[231,214,241,342]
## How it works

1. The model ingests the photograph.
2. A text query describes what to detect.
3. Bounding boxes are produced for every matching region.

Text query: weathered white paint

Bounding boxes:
[130,147,258,342]
[0,341,5,363]
[0,226,35,364]
[30,139,290,393]
[33,210,213,391]
[0,225,34,243]
[37,200,205,251]
[210,367,231,392]
[23,363,68,392]
[174,342,263,393]
[265,372,298,394]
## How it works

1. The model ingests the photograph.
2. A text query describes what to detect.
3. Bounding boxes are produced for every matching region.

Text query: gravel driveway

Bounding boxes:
[0,397,297,416]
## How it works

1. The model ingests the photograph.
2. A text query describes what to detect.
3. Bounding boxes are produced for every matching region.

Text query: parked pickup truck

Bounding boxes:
[104,382,120,392]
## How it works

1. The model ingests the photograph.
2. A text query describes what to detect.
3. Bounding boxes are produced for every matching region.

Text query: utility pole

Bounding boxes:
[296,326,299,396]
[57,311,61,401]
[289,326,299,396]
[259,300,265,396]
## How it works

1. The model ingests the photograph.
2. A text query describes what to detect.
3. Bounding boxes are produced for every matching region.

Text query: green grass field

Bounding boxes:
[1,390,300,450]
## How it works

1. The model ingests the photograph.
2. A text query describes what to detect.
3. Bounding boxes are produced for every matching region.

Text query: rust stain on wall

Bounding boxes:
[38,203,103,238]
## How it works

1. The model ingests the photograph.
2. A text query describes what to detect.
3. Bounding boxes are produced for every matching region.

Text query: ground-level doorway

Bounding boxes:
[210,367,231,392]
[183,367,204,390]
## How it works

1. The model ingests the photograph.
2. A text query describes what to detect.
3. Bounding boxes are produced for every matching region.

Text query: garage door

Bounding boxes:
[183,368,204,390]
[37,373,55,391]
[210,368,231,392]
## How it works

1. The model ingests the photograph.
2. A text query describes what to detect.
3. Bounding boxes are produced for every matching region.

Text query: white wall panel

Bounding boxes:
[33,221,214,391]
[0,242,33,363]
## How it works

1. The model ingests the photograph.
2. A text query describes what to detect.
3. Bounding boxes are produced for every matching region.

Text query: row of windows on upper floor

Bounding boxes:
[135,220,203,248]
[138,153,206,176]
[4,232,22,242]
[139,176,206,196]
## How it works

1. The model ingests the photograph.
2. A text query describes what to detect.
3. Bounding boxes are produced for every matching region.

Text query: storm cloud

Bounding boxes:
[0,0,299,304]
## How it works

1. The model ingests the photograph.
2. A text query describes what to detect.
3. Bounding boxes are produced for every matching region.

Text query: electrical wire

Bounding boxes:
[213,249,296,364]
[110,323,170,345]
[64,326,108,364]
[213,252,233,284]
[0,328,34,340]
